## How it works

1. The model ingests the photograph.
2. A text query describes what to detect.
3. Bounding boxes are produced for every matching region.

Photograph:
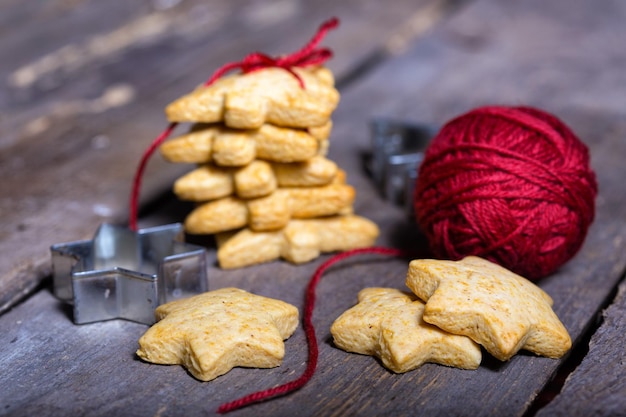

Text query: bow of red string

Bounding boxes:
[128,17,339,231]
[204,17,338,89]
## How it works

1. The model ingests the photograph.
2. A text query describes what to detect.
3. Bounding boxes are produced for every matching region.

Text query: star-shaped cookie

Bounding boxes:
[165,66,340,129]
[331,288,482,372]
[172,156,339,202]
[159,122,331,166]
[405,256,571,361]
[184,183,355,234]
[136,288,299,381]
[216,215,379,269]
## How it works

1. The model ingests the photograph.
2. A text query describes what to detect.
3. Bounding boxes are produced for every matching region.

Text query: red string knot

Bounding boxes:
[203,17,339,88]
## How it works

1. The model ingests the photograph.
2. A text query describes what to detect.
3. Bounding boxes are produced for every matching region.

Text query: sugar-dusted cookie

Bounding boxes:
[159,122,331,166]
[136,288,299,381]
[185,183,355,234]
[405,256,572,361]
[165,67,340,129]
[331,288,482,372]
[216,215,379,269]
[172,156,339,202]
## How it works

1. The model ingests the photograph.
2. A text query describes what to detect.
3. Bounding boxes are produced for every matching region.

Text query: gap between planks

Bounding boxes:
[524,268,626,417]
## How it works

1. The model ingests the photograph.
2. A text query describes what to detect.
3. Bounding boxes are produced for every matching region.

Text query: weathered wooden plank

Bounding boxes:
[535,280,626,417]
[1,0,626,416]
[0,0,456,313]
[1,225,624,417]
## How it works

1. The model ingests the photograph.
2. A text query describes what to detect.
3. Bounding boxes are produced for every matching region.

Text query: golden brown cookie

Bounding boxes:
[379,298,482,372]
[271,155,338,187]
[254,123,330,163]
[165,67,339,129]
[405,256,572,361]
[331,288,415,356]
[185,183,355,234]
[331,288,482,372]
[173,165,235,202]
[216,215,379,268]
[233,160,277,199]
[172,156,339,202]
[159,122,331,166]
[136,288,299,382]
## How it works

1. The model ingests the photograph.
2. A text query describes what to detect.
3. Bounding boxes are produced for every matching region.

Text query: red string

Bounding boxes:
[128,17,339,230]
[217,246,405,414]
[128,122,178,231]
[204,17,338,89]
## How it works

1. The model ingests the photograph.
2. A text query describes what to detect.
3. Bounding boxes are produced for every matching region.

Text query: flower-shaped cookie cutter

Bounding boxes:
[51,223,208,325]
[369,119,437,214]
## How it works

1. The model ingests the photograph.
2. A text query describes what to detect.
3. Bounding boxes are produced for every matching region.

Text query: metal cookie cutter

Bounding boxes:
[51,223,208,325]
[369,119,437,214]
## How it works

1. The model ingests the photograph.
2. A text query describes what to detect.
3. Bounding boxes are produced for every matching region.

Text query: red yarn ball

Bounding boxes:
[413,106,597,280]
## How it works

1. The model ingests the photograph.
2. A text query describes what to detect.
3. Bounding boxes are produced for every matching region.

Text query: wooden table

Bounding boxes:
[1,1,625,416]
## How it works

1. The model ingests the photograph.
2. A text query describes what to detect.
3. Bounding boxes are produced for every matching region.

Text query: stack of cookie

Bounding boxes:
[161,66,379,268]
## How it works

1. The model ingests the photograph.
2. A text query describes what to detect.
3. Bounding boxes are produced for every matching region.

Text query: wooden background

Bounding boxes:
[1,0,625,416]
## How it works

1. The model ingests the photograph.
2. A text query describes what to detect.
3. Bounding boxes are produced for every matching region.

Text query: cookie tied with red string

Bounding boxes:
[148,17,380,268]
[129,17,342,232]
[165,66,339,129]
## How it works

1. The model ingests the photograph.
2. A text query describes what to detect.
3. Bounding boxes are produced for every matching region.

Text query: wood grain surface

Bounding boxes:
[536,281,626,417]
[1,0,625,416]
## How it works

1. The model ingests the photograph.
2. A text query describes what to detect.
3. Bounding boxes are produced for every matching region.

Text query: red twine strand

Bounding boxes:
[128,17,339,231]
[204,17,338,89]
[128,122,178,231]
[217,247,405,414]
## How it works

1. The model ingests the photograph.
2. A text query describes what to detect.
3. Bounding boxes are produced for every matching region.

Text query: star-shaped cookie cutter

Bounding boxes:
[369,119,437,214]
[51,223,208,325]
